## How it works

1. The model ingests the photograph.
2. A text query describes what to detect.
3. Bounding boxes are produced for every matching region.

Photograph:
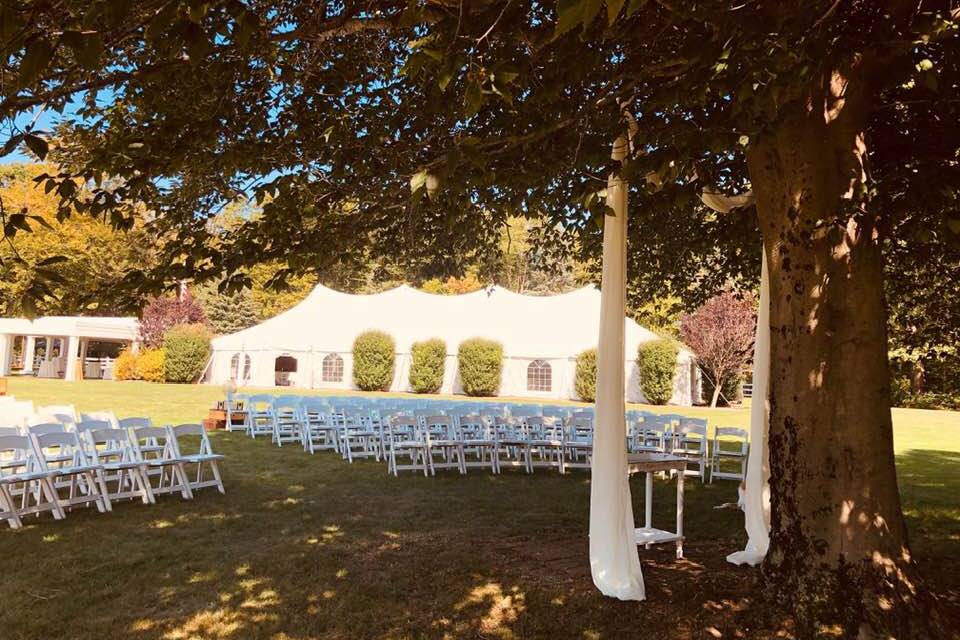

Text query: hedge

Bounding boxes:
[163,324,212,383]
[637,339,678,405]
[575,348,598,402]
[458,338,503,396]
[409,338,446,394]
[113,349,139,381]
[353,330,395,391]
[137,348,166,383]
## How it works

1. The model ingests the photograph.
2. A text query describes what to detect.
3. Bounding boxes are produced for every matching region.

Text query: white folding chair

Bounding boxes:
[710,426,749,482]
[672,419,709,481]
[244,395,276,439]
[424,416,465,475]
[129,426,194,500]
[0,434,65,524]
[80,411,121,429]
[272,396,304,447]
[31,431,111,513]
[225,393,247,432]
[81,423,155,504]
[526,416,566,474]
[457,415,499,473]
[339,409,379,463]
[385,416,430,477]
[169,424,225,494]
[301,400,338,454]
[563,417,593,470]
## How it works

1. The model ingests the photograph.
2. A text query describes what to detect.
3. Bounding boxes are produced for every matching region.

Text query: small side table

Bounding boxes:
[626,453,687,559]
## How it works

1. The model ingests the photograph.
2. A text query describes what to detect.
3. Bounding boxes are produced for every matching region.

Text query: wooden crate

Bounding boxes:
[202,418,220,432]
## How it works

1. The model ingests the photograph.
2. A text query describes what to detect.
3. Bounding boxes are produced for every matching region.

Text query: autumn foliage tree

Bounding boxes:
[680,293,756,408]
[139,289,206,348]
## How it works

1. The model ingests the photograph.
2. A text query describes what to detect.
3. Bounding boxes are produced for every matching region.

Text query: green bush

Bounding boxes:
[163,324,212,383]
[458,338,503,397]
[701,371,742,407]
[890,376,911,407]
[575,348,598,402]
[136,348,166,383]
[409,338,446,393]
[113,349,139,380]
[353,330,395,391]
[637,339,678,405]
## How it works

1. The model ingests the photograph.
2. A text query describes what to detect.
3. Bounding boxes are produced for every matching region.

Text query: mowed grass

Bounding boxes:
[1,378,958,639]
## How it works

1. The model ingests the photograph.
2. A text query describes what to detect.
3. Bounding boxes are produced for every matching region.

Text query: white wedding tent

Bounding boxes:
[204,284,700,404]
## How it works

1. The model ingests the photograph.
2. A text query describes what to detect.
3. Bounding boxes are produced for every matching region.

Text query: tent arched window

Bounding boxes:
[230,353,253,382]
[275,355,298,387]
[527,359,552,392]
[321,353,344,383]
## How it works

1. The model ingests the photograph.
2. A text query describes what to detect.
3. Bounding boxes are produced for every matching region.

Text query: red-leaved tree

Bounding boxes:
[680,292,757,407]
[140,289,206,348]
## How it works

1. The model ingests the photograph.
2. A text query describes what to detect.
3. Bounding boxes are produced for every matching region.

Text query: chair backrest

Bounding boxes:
[170,424,216,456]
[0,426,21,437]
[677,420,708,438]
[129,426,177,461]
[31,430,91,468]
[84,427,136,466]
[27,422,67,436]
[80,411,120,429]
[119,417,153,430]
[0,434,36,475]
[715,426,747,439]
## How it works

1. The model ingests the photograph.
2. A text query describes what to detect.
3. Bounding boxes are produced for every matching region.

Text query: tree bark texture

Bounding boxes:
[747,58,936,638]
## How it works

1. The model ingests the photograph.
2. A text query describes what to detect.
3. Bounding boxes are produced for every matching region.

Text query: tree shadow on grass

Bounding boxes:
[0,435,954,639]
[896,449,960,616]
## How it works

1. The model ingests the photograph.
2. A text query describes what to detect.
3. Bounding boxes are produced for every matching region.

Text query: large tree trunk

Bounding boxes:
[747,58,935,637]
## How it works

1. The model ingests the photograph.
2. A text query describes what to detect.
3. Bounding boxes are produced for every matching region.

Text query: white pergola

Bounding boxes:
[0,316,140,381]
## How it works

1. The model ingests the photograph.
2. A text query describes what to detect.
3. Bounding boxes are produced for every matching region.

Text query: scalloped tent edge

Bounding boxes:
[205,284,700,404]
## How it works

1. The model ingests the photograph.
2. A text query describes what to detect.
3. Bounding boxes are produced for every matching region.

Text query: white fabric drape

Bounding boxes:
[589,135,645,600]
[726,247,772,566]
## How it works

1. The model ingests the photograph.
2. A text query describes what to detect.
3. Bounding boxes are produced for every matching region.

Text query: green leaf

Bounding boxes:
[28,215,54,231]
[463,81,483,117]
[19,38,54,87]
[410,169,428,194]
[555,0,585,38]
[626,0,648,17]
[606,0,626,24]
[23,133,48,159]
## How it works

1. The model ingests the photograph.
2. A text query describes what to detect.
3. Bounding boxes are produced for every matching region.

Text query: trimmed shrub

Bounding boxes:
[458,338,503,397]
[701,371,742,407]
[353,330,395,391]
[409,338,446,394]
[637,339,678,405]
[163,324,212,383]
[113,349,139,381]
[575,348,598,402]
[136,348,166,383]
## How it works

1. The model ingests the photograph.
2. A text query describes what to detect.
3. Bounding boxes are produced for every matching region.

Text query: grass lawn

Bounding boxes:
[1,378,958,638]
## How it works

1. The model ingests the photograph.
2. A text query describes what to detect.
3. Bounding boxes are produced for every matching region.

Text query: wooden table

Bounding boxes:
[627,453,687,559]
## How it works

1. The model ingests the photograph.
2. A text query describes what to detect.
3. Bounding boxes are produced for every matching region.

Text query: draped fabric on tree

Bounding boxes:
[589,135,645,601]
[727,248,771,566]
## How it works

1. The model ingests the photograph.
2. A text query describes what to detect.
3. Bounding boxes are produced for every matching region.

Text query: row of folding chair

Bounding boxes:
[225,393,748,481]
[0,413,225,530]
